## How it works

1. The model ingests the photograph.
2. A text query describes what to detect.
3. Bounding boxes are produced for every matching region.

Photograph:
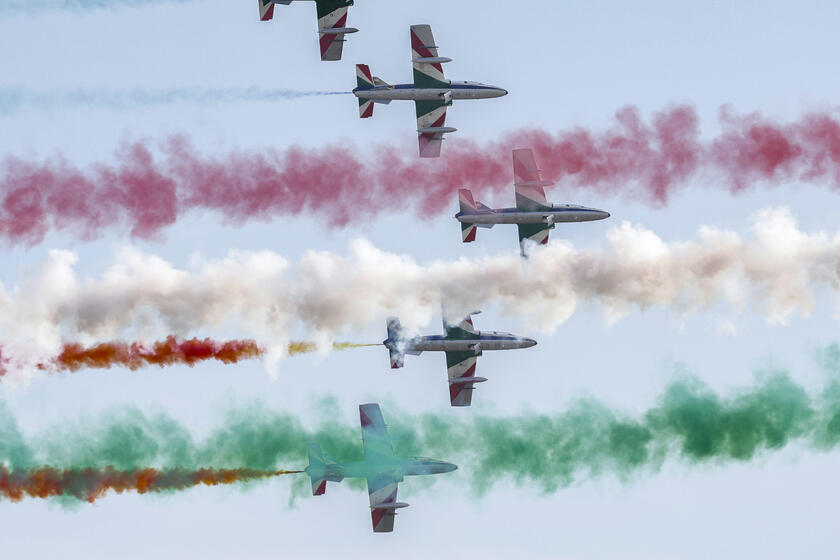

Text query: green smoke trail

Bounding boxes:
[4,345,840,502]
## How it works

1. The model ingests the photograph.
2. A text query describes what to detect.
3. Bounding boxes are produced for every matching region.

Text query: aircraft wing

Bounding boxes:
[316,0,354,61]
[410,24,449,88]
[360,403,395,459]
[443,311,481,340]
[513,148,556,254]
[415,100,451,158]
[518,223,552,253]
[411,25,453,157]
[367,474,401,533]
[446,351,483,407]
[513,148,554,211]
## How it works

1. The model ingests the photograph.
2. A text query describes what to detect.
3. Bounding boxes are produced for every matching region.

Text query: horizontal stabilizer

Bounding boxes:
[356,64,374,89]
[359,99,374,118]
[258,0,278,21]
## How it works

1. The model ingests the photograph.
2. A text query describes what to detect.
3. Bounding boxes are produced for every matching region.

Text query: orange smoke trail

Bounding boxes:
[287,341,380,355]
[0,466,302,503]
[36,337,379,372]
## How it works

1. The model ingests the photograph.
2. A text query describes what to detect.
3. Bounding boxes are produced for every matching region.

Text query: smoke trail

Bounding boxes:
[0,0,186,15]
[3,345,840,500]
[0,88,349,114]
[5,105,840,245]
[0,466,300,503]
[0,206,836,381]
[12,337,377,374]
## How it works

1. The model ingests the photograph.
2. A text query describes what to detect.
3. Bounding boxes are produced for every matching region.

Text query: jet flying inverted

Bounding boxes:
[353,24,507,157]
[456,148,611,255]
[305,403,457,533]
[383,311,536,407]
[258,0,358,61]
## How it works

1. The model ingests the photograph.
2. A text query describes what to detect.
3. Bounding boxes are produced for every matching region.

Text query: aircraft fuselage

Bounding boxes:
[354,81,507,101]
[311,457,457,482]
[401,332,536,353]
[456,205,610,225]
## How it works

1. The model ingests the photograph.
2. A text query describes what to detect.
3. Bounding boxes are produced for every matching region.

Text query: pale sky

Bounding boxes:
[2,1,840,558]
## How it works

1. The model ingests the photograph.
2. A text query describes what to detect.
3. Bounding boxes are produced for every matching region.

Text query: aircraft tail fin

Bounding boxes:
[385,318,405,368]
[306,443,329,496]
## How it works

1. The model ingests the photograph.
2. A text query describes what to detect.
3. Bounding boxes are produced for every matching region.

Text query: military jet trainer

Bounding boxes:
[456,148,611,256]
[353,24,507,157]
[383,311,536,407]
[305,403,457,533]
[258,0,357,61]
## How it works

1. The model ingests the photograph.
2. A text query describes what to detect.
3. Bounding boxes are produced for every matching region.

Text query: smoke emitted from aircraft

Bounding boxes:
[4,105,840,245]
[2,345,840,500]
[0,206,835,381]
[0,88,349,115]
[0,0,186,15]
[0,466,300,503]
[0,337,376,377]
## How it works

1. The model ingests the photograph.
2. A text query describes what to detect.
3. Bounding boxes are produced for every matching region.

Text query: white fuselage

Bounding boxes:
[404,332,536,353]
[456,205,610,225]
[354,81,507,101]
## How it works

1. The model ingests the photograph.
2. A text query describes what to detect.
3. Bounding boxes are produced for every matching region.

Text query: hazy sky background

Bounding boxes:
[2,1,840,558]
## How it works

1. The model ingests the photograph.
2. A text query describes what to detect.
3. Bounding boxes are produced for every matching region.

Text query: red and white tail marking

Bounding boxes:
[258,0,275,21]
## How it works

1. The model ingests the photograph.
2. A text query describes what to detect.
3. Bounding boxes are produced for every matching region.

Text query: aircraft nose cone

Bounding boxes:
[525,338,537,348]
[500,88,509,96]
[442,462,458,473]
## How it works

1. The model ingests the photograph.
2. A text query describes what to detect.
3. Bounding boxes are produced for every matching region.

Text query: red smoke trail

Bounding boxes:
[6,105,840,245]
[0,466,301,503]
[41,336,263,372]
[18,337,376,374]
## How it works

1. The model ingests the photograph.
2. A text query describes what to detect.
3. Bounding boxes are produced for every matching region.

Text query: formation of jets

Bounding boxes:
[252,5,611,533]
[305,403,457,533]
[384,311,536,407]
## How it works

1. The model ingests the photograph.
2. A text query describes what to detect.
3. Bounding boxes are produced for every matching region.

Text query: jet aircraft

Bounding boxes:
[353,24,507,157]
[456,148,611,255]
[383,311,536,406]
[305,403,457,533]
[258,0,357,61]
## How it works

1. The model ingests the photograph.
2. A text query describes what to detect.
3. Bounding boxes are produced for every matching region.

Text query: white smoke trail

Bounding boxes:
[0,207,838,381]
[0,88,349,114]
[0,0,186,15]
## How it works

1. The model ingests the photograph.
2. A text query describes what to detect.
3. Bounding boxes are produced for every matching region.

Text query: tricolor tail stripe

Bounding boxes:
[461,223,477,242]
[258,0,274,21]
[356,64,374,89]
[359,99,373,118]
